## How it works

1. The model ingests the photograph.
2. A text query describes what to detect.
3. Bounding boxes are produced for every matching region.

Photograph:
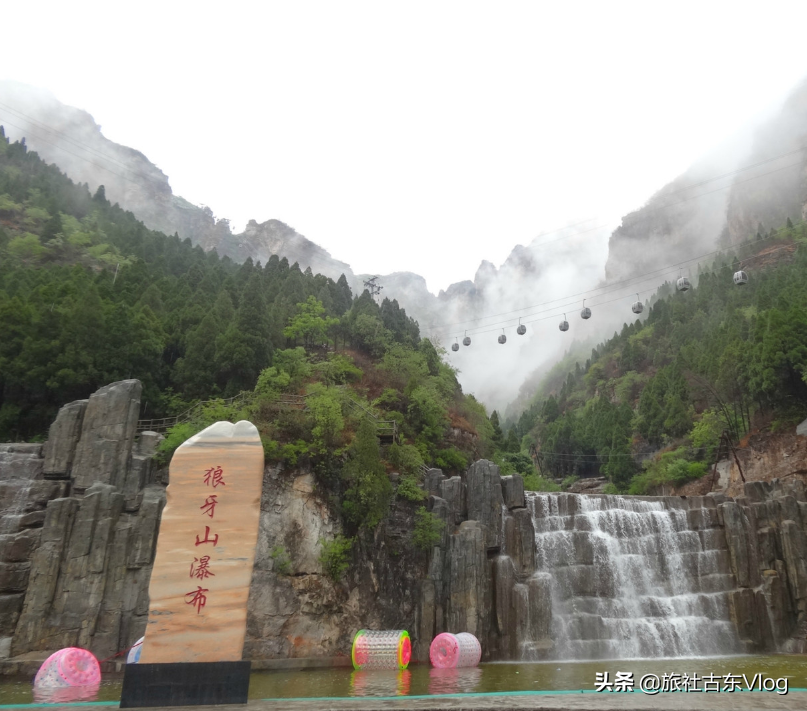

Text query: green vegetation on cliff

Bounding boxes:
[0,128,495,535]
[508,229,807,493]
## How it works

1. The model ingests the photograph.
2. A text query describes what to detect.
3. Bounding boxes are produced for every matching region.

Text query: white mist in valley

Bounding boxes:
[369,221,615,415]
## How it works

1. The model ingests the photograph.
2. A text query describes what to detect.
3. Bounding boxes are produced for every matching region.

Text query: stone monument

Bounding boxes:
[120,420,263,708]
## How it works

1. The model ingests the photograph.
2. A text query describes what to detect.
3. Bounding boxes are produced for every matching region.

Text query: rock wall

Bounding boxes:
[0,379,429,663]
[719,479,807,652]
[0,380,165,661]
[5,382,807,663]
[416,461,549,661]
[244,460,431,660]
[415,462,807,661]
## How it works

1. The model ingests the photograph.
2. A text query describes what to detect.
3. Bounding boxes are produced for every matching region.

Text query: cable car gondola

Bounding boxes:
[631,293,644,314]
[580,299,591,320]
[462,331,471,347]
[733,270,748,286]
[559,314,569,332]
[498,329,507,344]
[676,268,691,292]
[451,338,459,352]
[517,318,526,335]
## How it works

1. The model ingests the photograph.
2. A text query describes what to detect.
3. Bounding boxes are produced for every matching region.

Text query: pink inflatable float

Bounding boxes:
[34,647,101,688]
[429,632,482,668]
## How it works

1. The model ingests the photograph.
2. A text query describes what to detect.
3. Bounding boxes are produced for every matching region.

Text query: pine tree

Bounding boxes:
[490,410,504,449]
[341,418,392,529]
[41,212,63,242]
[215,273,272,394]
[504,428,520,453]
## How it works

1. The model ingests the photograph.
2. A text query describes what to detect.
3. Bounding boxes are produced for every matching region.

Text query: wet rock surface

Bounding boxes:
[4,382,807,663]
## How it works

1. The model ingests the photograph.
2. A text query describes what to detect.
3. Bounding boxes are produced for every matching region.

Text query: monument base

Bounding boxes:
[119,661,251,708]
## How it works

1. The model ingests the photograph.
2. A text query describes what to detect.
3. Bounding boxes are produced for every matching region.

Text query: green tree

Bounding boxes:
[283,296,338,348]
[215,273,272,393]
[307,385,345,453]
[319,535,353,581]
[412,507,444,550]
[41,212,64,242]
[342,418,392,529]
[490,410,504,449]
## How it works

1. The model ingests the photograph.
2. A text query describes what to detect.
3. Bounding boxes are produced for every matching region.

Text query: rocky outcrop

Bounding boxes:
[2,379,430,665]
[439,476,466,525]
[504,508,535,577]
[425,469,445,497]
[8,384,807,665]
[0,381,164,661]
[714,478,807,651]
[501,475,525,510]
[417,460,540,661]
[466,460,505,550]
[42,400,87,478]
[71,380,141,491]
[446,521,490,643]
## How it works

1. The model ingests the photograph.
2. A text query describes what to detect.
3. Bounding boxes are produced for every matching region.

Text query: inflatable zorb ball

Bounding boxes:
[127,637,144,664]
[351,630,411,670]
[429,632,482,668]
[34,648,101,688]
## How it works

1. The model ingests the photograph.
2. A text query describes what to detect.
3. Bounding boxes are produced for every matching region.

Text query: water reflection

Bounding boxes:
[428,667,483,695]
[32,683,101,704]
[350,669,411,696]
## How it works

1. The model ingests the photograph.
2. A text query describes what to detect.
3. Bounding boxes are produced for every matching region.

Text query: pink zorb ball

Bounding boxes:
[430,632,460,668]
[429,632,482,668]
[454,632,482,667]
[34,648,101,688]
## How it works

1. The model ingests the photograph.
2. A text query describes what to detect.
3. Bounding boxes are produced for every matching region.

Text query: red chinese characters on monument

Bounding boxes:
[204,466,226,488]
[195,525,219,547]
[141,420,263,664]
[185,466,226,610]
[190,555,215,580]
[200,494,218,518]
[184,586,208,614]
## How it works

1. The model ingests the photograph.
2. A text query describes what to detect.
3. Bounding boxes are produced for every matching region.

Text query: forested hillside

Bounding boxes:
[0,128,501,545]
[505,228,807,494]
[0,128,355,436]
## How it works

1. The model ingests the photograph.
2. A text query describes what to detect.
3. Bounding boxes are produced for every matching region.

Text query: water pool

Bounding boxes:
[1,655,805,705]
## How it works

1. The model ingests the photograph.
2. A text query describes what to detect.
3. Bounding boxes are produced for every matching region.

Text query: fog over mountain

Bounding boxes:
[0,81,356,286]
[4,77,807,413]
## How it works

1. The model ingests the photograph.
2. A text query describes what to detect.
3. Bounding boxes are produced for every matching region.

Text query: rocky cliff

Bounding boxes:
[417,464,807,660]
[605,77,807,282]
[0,379,428,664]
[3,381,807,664]
[0,81,357,287]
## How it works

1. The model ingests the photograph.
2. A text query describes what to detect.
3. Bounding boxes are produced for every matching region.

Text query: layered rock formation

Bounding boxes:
[4,384,807,663]
[416,461,551,661]
[720,479,807,652]
[416,463,807,661]
[0,380,165,660]
[0,380,428,663]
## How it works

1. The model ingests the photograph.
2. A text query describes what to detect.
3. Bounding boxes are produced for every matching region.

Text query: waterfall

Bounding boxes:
[527,492,743,660]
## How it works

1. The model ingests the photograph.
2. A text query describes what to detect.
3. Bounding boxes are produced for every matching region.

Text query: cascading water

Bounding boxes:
[527,492,743,660]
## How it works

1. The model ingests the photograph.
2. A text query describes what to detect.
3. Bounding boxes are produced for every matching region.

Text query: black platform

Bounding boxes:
[119,661,251,708]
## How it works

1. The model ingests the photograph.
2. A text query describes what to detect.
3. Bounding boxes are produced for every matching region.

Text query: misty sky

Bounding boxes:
[3,1,807,294]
